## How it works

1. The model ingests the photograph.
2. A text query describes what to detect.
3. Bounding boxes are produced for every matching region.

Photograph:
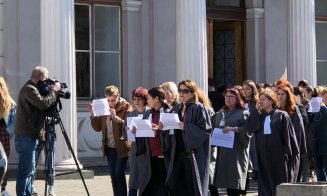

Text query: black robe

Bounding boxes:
[165,102,212,196]
[135,106,170,196]
[246,108,299,196]
[288,106,306,182]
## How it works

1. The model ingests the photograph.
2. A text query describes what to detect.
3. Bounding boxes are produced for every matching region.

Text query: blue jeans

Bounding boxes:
[315,155,327,181]
[106,147,128,196]
[15,135,38,196]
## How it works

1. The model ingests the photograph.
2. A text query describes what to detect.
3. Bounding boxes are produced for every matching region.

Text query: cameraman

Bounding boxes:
[14,66,61,196]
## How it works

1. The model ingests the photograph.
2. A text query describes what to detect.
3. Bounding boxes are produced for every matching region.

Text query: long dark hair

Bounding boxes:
[242,80,259,105]
[148,86,166,105]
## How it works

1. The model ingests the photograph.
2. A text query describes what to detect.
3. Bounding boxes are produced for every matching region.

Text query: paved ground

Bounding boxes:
[5,158,259,196]
[6,168,258,196]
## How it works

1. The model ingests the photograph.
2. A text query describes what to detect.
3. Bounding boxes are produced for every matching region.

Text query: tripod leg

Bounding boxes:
[57,116,90,196]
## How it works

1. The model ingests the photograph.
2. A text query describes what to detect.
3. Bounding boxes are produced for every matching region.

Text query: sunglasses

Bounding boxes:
[178,88,191,94]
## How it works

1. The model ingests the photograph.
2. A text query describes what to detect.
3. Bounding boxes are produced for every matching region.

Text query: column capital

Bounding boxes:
[246,8,264,19]
[122,0,142,12]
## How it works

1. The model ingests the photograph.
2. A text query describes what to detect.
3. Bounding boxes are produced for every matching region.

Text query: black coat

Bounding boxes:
[166,102,212,196]
[246,108,299,196]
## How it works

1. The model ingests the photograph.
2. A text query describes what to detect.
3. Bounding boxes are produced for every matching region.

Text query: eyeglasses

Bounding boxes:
[178,88,191,94]
[225,95,236,99]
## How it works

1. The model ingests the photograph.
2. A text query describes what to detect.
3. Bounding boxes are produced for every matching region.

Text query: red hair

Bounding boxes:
[277,85,296,116]
[224,88,245,110]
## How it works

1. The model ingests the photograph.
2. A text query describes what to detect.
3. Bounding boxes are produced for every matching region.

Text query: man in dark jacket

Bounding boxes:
[14,66,61,196]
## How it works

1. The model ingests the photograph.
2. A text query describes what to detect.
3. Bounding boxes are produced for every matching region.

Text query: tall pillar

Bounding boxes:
[121,0,142,97]
[40,0,80,170]
[288,0,316,86]
[246,8,265,83]
[176,0,208,92]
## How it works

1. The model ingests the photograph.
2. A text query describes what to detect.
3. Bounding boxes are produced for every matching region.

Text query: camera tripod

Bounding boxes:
[35,104,90,196]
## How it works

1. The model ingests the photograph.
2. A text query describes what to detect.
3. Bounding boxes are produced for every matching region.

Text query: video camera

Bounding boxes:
[38,78,71,99]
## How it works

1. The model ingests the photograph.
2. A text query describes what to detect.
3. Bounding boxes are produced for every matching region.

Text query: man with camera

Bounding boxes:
[14,66,61,196]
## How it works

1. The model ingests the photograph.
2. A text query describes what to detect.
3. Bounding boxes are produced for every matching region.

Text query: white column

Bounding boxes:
[121,0,142,97]
[288,0,316,86]
[40,0,81,170]
[176,0,208,93]
[246,8,265,82]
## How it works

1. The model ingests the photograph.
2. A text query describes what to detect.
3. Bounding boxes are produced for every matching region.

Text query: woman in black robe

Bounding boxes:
[246,88,299,196]
[277,85,306,182]
[163,79,212,196]
[133,86,170,196]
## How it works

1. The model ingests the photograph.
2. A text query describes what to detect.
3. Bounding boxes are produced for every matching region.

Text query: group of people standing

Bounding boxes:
[89,78,327,196]
[1,64,326,196]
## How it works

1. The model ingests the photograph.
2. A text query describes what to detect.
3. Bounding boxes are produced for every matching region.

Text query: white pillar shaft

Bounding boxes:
[176,0,208,93]
[40,0,80,170]
[246,8,265,83]
[288,0,316,86]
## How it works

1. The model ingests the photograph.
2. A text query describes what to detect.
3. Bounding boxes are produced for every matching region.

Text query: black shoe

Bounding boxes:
[32,192,38,196]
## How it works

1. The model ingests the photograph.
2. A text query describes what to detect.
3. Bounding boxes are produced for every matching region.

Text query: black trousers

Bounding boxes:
[142,157,168,196]
[227,188,242,196]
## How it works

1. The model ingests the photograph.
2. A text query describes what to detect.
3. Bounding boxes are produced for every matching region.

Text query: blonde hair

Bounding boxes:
[198,88,212,108]
[0,77,14,118]
[104,85,120,96]
[316,86,327,95]
[161,81,179,100]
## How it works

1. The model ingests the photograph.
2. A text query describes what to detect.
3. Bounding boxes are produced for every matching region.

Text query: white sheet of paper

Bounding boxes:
[159,113,180,130]
[308,97,323,113]
[244,103,249,112]
[211,128,235,149]
[126,130,135,142]
[92,98,110,117]
[133,119,155,137]
[126,117,142,130]
[264,116,271,134]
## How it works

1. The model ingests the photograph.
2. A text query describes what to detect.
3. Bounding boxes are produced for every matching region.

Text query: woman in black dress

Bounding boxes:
[246,88,299,196]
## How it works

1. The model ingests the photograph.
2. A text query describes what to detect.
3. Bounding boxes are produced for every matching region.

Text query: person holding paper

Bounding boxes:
[123,87,149,196]
[245,88,299,196]
[134,86,170,196]
[211,88,251,196]
[164,80,212,196]
[277,85,305,182]
[89,85,133,196]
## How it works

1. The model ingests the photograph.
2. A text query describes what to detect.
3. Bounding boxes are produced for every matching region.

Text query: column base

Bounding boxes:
[36,158,83,171]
